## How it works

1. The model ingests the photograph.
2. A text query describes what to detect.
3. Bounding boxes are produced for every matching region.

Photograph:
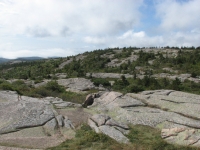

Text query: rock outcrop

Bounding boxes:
[88,114,129,143]
[86,73,134,79]
[57,78,95,92]
[82,93,100,107]
[0,90,80,149]
[88,90,200,147]
[2,89,200,148]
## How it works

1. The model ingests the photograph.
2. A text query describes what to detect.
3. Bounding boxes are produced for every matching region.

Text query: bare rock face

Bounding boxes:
[128,90,200,120]
[86,73,134,79]
[90,114,110,126]
[99,125,129,144]
[2,88,200,148]
[0,92,55,134]
[56,115,64,127]
[57,78,95,92]
[88,114,129,143]
[59,58,73,69]
[88,90,200,147]
[0,91,76,149]
[161,127,200,146]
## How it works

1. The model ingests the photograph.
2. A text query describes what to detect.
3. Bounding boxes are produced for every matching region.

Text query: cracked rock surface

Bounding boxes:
[0,91,77,149]
[2,89,200,148]
[88,114,129,143]
[57,78,95,92]
[89,90,200,147]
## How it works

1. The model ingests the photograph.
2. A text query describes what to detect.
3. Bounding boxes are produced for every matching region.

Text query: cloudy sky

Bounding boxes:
[0,0,199,59]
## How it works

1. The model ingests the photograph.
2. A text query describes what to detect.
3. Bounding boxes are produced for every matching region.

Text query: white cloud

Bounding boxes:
[116,30,164,47]
[0,47,76,59]
[0,0,143,37]
[84,36,107,45]
[119,30,146,39]
[155,0,200,31]
[0,0,199,59]
[86,29,200,48]
[164,30,200,47]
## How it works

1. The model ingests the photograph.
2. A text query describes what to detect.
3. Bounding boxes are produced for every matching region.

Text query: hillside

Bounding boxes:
[0,57,10,64]
[1,47,200,150]
[1,47,200,94]
[0,57,45,64]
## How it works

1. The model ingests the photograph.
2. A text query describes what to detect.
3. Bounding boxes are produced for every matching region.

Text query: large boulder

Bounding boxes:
[82,93,100,107]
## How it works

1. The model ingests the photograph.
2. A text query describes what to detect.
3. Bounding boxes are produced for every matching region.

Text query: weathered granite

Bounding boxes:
[56,115,64,127]
[59,58,73,69]
[99,125,129,143]
[0,100,55,134]
[54,101,82,109]
[90,114,110,126]
[86,73,134,79]
[57,78,95,91]
[106,55,138,67]
[88,118,100,133]
[43,118,58,135]
[128,90,200,119]
[89,90,200,147]
[88,114,129,143]
[105,118,129,130]
[162,127,200,146]
[0,90,80,149]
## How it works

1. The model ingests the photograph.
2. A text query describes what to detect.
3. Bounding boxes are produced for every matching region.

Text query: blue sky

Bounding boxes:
[0,0,199,58]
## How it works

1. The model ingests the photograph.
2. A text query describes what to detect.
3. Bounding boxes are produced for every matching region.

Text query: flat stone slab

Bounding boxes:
[54,101,81,109]
[91,114,110,126]
[57,78,95,91]
[162,127,200,146]
[0,90,80,149]
[86,73,134,79]
[91,92,145,112]
[99,125,129,143]
[88,114,129,143]
[0,99,55,134]
[128,90,200,119]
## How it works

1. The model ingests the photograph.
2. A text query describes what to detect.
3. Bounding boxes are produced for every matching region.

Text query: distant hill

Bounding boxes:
[15,57,45,61]
[0,57,45,64]
[0,58,10,64]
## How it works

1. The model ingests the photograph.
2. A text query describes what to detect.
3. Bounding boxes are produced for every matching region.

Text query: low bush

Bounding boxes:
[0,82,13,91]
[91,78,111,87]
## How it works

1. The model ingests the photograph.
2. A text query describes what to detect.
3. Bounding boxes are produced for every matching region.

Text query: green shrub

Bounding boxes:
[45,81,65,92]
[126,84,144,93]
[91,78,111,87]
[0,82,13,91]
[60,92,87,104]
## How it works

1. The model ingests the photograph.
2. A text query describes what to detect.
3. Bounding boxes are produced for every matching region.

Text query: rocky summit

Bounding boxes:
[1,89,200,149]
[87,90,200,147]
